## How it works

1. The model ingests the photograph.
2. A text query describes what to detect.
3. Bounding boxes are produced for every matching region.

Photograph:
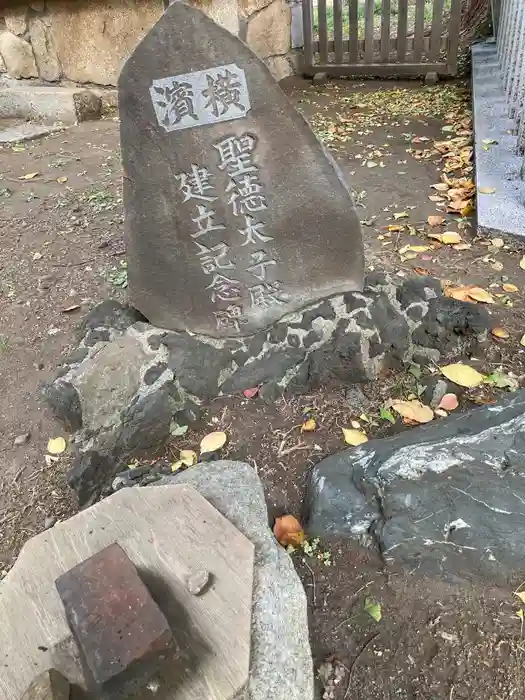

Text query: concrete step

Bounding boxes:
[0,86,101,124]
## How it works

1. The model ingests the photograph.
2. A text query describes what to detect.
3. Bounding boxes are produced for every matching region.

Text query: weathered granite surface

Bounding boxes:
[119,1,363,338]
[159,461,314,700]
[307,391,525,581]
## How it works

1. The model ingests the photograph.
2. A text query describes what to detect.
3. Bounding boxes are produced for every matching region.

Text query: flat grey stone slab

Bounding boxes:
[0,486,254,700]
[160,461,314,700]
[119,2,363,338]
[472,40,525,238]
[0,122,65,144]
[0,86,100,123]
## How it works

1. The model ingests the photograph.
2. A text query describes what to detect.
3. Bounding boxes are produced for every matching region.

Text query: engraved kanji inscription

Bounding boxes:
[151,80,198,128]
[175,165,216,202]
[195,241,235,275]
[247,250,277,281]
[202,69,246,118]
[214,134,257,177]
[150,64,250,132]
[249,282,285,308]
[207,274,243,303]
[238,216,273,246]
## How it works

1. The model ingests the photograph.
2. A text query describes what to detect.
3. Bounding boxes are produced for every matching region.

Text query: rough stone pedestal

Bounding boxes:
[42,274,493,506]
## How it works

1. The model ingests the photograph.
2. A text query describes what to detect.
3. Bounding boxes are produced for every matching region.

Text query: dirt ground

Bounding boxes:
[2,79,525,699]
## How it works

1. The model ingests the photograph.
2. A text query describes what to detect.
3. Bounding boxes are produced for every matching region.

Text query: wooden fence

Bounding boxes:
[302,0,463,77]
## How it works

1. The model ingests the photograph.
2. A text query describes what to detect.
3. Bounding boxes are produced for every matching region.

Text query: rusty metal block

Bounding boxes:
[55,542,176,699]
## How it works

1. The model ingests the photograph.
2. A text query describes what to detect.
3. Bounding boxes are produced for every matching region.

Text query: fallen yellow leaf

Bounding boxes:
[431,183,449,191]
[492,327,510,339]
[18,172,39,180]
[342,428,368,446]
[56,176,68,184]
[478,186,496,194]
[502,283,518,293]
[515,591,525,604]
[393,212,409,220]
[467,287,495,304]
[171,460,183,472]
[428,215,444,227]
[441,231,462,245]
[391,400,434,424]
[440,363,484,388]
[200,430,227,453]
[180,449,197,467]
[47,436,66,455]
[301,417,317,432]
[491,238,504,248]
[520,334,525,347]
[520,256,525,270]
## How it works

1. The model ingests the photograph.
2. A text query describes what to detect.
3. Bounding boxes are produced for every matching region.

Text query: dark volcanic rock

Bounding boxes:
[307,391,525,581]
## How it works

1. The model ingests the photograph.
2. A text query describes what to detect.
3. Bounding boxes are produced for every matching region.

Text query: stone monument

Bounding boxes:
[119,1,363,338]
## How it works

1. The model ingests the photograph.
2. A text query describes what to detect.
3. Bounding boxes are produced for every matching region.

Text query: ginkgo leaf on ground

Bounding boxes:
[47,437,66,455]
[440,364,484,388]
[515,591,525,604]
[502,283,518,293]
[342,428,368,446]
[273,515,305,547]
[492,327,510,339]
[200,430,227,453]
[440,231,462,245]
[445,285,494,304]
[364,598,382,622]
[438,393,459,411]
[391,400,434,424]
[467,287,495,304]
[301,417,317,432]
[179,450,197,467]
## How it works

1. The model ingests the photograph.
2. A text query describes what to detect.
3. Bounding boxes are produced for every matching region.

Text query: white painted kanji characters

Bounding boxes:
[202,69,246,118]
[214,134,257,178]
[190,205,226,239]
[195,241,235,275]
[214,304,244,332]
[249,282,285,308]
[238,216,273,246]
[175,165,216,202]
[227,174,267,216]
[247,250,277,281]
[207,274,242,303]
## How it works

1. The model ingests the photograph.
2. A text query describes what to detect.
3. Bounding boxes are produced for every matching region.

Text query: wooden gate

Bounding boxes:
[302,0,463,77]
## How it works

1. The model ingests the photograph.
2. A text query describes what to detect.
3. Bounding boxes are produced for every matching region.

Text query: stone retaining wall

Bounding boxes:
[0,0,296,86]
